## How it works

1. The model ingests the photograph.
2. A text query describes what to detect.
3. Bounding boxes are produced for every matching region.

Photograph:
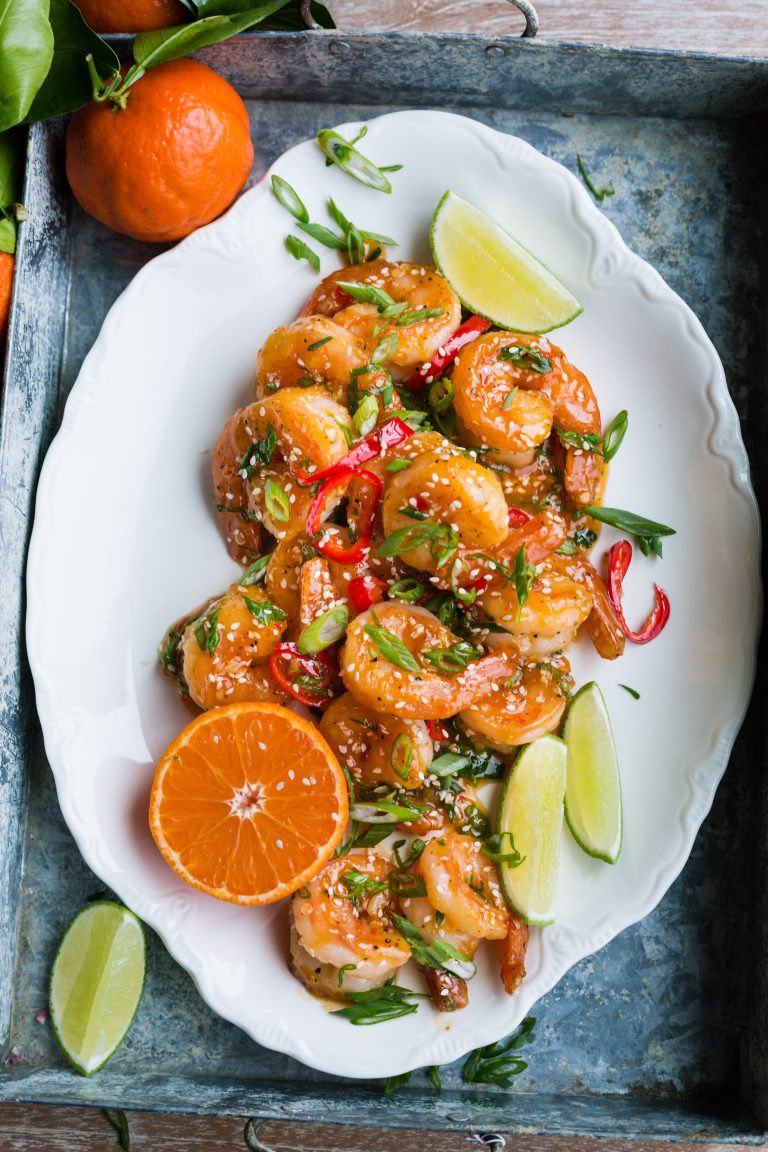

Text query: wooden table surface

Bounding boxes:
[4,2,768,1150]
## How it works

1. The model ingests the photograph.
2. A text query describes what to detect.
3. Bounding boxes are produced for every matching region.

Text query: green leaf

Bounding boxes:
[242,595,286,625]
[378,522,459,569]
[0,128,24,254]
[391,914,476,979]
[422,641,482,673]
[0,0,54,133]
[24,0,119,123]
[195,0,334,27]
[265,477,290,522]
[239,555,269,585]
[498,344,552,373]
[363,612,420,673]
[133,1,291,69]
[334,279,395,311]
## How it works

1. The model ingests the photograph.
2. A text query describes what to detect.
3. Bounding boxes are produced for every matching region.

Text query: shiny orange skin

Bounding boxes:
[74,0,189,33]
[0,252,14,348]
[65,60,254,244]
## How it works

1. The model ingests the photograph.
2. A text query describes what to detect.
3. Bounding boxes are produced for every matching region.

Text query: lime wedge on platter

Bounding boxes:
[497,734,568,927]
[49,901,146,1076]
[562,681,623,865]
[430,189,583,333]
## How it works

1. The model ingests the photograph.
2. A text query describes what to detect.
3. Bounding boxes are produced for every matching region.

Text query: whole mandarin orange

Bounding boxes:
[74,0,189,33]
[0,252,14,347]
[66,60,254,244]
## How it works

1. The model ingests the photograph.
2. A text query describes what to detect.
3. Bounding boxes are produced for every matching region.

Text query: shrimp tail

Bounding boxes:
[424,966,469,1012]
[496,916,529,995]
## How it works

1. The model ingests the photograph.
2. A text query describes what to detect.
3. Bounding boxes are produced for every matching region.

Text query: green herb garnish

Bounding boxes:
[426,1065,442,1094]
[391,915,476,979]
[160,626,182,673]
[513,543,536,619]
[428,377,454,414]
[353,393,379,437]
[576,154,615,203]
[386,458,411,473]
[399,506,428,521]
[239,555,270,586]
[317,126,400,194]
[385,1071,412,1095]
[422,641,483,673]
[297,605,349,654]
[482,831,525,867]
[264,477,290,523]
[462,1016,537,1086]
[307,335,333,352]
[271,175,308,222]
[364,611,420,673]
[337,963,356,988]
[298,220,346,249]
[237,424,277,476]
[194,605,220,657]
[390,732,413,781]
[102,1108,130,1151]
[242,596,287,626]
[620,683,641,700]
[388,577,427,602]
[395,307,446,327]
[502,386,519,410]
[335,280,396,311]
[378,522,459,569]
[340,868,388,907]
[499,345,552,373]
[371,331,398,364]
[332,979,428,1025]
[602,409,629,462]
[556,426,604,455]
[582,505,676,557]
[285,233,320,271]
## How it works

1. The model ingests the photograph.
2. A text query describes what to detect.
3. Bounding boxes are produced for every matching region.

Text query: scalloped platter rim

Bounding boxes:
[26,110,761,1078]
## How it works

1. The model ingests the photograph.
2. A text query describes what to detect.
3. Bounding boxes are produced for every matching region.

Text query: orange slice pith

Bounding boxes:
[149,703,348,906]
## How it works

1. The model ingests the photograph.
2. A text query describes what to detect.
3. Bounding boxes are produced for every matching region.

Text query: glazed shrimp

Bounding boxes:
[417,832,508,940]
[380,448,509,573]
[319,692,432,789]
[555,551,625,660]
[459,659,572,752]
[341,603,513,720]
[479,555,593,652]
[226,389,352,540]
[211,410,262,565]
[399,895,478,1012]
[303,260,462,377]
[255,315,394,407]
[451,332,555,465]
[290,853,410,999]
[175,584,288,710]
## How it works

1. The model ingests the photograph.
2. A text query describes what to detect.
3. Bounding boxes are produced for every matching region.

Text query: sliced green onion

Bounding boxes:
[388,577,427,602]
[297,605,349,654]
[265,477,290,523]
[353,393,379,437]
[602,409,629,462]
[299,221,346,249]
[317,128,394,193]
[390,733,413,781]
[429,752,471,776]
[428,377,454,414]
[239,555,270,586]
[285,234,320,271]
[271,175,309,223]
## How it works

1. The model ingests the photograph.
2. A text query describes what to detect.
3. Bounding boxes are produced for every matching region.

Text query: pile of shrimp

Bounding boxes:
[160,258,626,1013]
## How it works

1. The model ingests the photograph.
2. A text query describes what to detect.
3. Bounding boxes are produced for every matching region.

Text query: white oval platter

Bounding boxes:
[26,110,761,1078]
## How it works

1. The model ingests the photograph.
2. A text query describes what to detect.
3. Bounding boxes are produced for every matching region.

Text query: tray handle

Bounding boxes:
[301,0,539,37]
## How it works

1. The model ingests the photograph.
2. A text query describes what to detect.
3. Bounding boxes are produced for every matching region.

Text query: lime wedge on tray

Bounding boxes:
[430,190,583,333]
[562,681,623,864]
[49,901,146,1076]
[497,734,567,926]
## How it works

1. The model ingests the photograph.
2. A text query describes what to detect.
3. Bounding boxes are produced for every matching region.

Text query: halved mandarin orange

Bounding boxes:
[149,703,348,905]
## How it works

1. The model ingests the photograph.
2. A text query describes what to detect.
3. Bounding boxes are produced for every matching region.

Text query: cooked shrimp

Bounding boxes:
[380,448,509,573]
[481,558,592,653]
[178,584,288,710]
[319,692,432,789]
[399,895,478,1012]
[459,660,572,752]
[264,535,304,622]
[211,410,263,565]
[417,832,508,940]
[451,332,555,465]
[341,603,513,720]
[555,551,625,659]
[303,260,462,377]
[290,854,410,999]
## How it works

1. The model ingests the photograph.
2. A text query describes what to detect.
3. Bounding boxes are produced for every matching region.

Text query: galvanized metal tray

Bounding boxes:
[1,27,767,1143]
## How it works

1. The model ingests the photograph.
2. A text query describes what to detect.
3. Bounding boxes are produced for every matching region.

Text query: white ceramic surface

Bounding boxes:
[26,110,761,1078]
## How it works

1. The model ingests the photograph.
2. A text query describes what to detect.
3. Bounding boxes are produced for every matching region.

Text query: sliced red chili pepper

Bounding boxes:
[427,719,449,742]
[348,575,387,613]
[293,416,414,486]
[507,507,531,528]
[406,315,493,391]
[607,539,670,644]
[306,467,382,565]
[269,643,338,707]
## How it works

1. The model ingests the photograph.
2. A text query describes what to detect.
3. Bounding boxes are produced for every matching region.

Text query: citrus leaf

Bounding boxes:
[24,0,119,123]
[0,0,54,133]
[133,0,291,68]
[0,128,24,254]
[195,0,334,24]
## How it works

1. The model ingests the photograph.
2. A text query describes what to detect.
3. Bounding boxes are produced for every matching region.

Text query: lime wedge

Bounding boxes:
[49,901,146,1076]
[562,682,622,864]
[430,190,583,334]
[497,735,567,926]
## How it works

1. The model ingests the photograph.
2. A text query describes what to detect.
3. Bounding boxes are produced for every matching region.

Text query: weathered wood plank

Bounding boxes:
[0,1105,761,1152]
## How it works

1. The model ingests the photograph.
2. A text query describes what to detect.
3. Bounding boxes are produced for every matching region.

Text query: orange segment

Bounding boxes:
[149,703,348,905]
